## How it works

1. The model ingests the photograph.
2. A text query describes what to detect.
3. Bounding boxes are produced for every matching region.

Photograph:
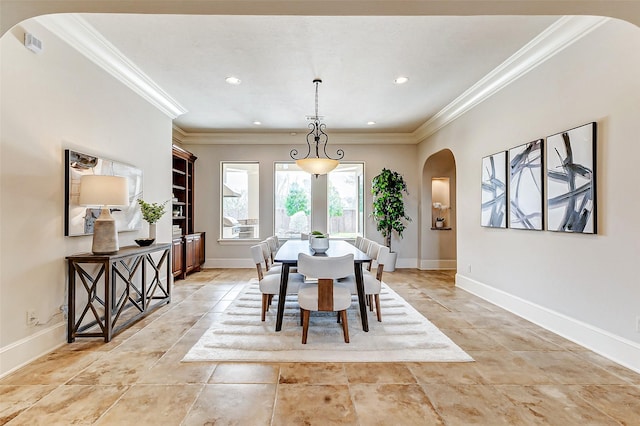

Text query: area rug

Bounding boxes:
[182,279,473,363]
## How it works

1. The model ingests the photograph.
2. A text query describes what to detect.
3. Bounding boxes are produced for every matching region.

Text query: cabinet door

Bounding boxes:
[172,238,184,278]
[185,235,195,272]
[193,234,202,272]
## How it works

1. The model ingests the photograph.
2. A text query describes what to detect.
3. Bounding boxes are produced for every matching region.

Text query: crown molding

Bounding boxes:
[413,15,609,143]
[36,14,187,119]
[172,128,415,145]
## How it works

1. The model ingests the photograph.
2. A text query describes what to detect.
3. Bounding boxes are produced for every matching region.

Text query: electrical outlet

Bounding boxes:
[636,316,640,333]
[26,309,38,326]
[467,264,472,273]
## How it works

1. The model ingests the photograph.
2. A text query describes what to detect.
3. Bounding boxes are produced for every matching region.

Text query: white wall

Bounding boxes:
[183,143,419,268]
[0,19,173,376]
[418,19,640,371]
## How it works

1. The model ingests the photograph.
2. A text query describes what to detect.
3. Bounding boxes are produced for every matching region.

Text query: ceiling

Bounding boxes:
[79,14,559,135]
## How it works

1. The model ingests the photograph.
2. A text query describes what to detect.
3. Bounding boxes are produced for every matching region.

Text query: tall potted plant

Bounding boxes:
[371,168,411,271]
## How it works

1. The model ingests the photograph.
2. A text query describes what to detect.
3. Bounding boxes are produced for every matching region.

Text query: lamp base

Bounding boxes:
[92,208,119,255]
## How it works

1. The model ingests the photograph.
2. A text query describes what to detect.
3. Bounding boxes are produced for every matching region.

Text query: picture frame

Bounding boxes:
[481,150,507,228]
[64,149,143,236]
[509,139,544,230]
[546,122,597,234]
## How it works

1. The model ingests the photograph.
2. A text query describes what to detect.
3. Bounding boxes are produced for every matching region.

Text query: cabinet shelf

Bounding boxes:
[172,184,186,190]
[172,168,186,175]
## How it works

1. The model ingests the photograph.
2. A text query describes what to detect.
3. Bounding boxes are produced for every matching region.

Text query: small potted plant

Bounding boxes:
[137,199,168,245]
[433,202,446,228]
[309,230,329,254]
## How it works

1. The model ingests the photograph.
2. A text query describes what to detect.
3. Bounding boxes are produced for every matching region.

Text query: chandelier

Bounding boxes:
[290,79,344,177]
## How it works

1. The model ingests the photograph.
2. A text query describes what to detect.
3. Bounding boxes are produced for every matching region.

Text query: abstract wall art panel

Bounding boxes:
[546,122,597,234]
[481,151,507,228]
[65,149,143,236]
[509,139,544,230]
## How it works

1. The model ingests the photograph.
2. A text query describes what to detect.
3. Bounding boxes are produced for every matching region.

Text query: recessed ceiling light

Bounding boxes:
[253,121,262,126]
[225,76,241,85]
[394,76,409,85]
[367,121,376,126]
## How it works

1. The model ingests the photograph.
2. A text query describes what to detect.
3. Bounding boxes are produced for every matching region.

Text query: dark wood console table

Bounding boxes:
[66,243,171,343]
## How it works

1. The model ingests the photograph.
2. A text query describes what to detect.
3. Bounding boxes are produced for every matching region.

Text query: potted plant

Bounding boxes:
[371,168,411,271]
[137,199,168,244]
[309,230,329,253]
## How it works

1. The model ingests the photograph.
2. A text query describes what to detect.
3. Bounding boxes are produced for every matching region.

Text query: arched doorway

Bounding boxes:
[421,149,457,270]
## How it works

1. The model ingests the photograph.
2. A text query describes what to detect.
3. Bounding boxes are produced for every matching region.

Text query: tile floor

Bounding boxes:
[1,269,639,425]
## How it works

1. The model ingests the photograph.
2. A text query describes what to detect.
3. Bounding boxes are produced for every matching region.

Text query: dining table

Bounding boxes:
[273,239,372,332]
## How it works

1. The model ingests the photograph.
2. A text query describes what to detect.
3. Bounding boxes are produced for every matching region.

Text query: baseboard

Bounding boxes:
[0,322,66,379]
[420,259,457,270]
[394,257,418,269]
[456,273,640,374]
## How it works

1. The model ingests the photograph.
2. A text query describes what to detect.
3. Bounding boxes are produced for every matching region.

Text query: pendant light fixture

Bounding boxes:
[290,79,344,177]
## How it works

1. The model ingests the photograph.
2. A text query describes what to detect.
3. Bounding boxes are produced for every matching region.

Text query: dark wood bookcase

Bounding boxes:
[172,145,205,279]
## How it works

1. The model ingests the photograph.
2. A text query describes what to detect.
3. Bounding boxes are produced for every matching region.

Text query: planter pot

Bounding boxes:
[383,251,398,272]
[436,220,444,228]
[309,235,329,254]
[148,223,157,240]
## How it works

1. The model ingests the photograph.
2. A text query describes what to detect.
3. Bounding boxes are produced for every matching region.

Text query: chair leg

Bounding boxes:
[301,309,310,344]
[337,311,341,323]
[368,294,374,311]
[261,294,268,321]
[374,294,381,322]
[300,308,304,326]
[268,294,274,306]
[340,310,349,343]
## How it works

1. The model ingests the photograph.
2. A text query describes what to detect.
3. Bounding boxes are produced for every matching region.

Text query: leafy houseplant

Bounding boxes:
[371,168,412,253]
[137,199,168,240]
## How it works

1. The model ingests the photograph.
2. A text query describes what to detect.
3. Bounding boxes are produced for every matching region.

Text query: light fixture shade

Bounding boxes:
[79,175,129,206]
[296,158,339,175]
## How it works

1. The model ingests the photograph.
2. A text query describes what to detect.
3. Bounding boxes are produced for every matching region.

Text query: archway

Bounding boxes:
[421,149,456,270]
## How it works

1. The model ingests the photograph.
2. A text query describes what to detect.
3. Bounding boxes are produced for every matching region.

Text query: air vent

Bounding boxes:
[24,32,43,53]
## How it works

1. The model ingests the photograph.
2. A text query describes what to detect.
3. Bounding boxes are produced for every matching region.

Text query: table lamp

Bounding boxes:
[79,175,129,254]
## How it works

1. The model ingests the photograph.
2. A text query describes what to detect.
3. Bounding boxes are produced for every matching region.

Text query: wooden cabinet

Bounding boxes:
[172,145,205,280]
[172,237,184,278]
[172,145,196,236]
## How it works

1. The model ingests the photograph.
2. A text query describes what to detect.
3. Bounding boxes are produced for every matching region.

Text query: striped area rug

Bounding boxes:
[182,279,473,363]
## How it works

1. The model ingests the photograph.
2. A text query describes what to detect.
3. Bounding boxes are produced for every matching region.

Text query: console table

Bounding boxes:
[66,243,171,343]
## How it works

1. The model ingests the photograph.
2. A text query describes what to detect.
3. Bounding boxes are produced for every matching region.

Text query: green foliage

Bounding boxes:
[311,230,324,235]
[137,199,168,224]
[371,168,412,251]
[328,183,344,218]
[285,182,309,216]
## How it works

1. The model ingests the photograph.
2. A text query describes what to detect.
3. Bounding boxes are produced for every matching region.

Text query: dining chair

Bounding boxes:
[296,253,354,344]
[260,241,282,275]
[251,244,303,321]
[354,235,363,248]
[339,245,390,322]
[266,236,279,263]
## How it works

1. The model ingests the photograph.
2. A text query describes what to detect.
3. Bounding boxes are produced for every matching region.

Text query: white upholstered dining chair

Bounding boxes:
[339,245,390,322]
[251,244,303,321]
[296,253,354,344]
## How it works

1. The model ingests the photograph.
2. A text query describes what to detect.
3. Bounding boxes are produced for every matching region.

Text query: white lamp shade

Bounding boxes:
[79,175,129,206]
[296,158,339,176]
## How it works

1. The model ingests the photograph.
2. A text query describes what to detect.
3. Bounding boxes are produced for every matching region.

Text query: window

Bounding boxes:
[274,162,311,239]
[327,163,364,238]
[221,162,259,239]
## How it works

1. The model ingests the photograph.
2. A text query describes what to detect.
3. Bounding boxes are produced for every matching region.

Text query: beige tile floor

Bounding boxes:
[2,269,640,425]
